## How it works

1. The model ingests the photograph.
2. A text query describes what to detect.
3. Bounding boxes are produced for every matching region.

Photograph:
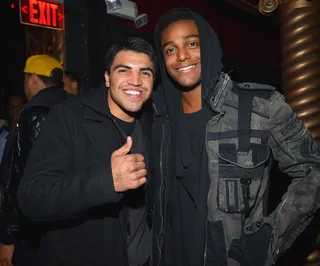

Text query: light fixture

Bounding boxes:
[105,0,122,12]
[105,0,148,28]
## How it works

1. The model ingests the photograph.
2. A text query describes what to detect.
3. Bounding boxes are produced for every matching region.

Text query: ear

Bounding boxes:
[71,81,78,89]
[31,73,38,85]
[104,71,110,88]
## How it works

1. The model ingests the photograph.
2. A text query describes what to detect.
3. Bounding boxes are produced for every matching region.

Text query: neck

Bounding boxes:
[181,86,202,113]
[107,91,135,122]
[29,86,47,100]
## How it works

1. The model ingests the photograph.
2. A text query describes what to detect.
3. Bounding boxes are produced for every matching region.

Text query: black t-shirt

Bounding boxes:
[175,104,213,263]
[113,116,136,137]
[112,115,151,266]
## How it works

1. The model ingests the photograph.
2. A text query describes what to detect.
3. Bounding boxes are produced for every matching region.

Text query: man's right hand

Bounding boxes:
[0,243,14,266]
[111,136,147,192]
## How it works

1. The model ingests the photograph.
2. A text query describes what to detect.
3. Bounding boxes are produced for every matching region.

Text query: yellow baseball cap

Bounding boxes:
[24,55,63,77]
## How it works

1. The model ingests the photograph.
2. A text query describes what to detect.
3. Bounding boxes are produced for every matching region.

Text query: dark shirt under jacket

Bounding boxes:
[113,116,151,266]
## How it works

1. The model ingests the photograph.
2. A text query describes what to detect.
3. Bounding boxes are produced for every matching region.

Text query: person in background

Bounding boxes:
[17,37,157,266]
[63,70,81,96]
[0,94,25,190]
[151,8,320,266]
[0,95,25,165]
[6,95,25,134]
[0,119,9,167]
[0,55,69,266]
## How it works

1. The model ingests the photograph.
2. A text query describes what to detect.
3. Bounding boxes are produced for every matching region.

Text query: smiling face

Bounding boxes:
[105,50,155,122]
[161,19,201,90]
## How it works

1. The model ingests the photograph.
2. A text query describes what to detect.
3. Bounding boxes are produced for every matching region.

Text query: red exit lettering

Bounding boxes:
[29,0,59,27]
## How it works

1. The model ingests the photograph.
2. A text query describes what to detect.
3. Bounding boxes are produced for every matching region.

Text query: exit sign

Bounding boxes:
[20,0,64,30]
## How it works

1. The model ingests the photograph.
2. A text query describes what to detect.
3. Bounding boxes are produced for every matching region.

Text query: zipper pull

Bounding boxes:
[126,222,131,236]
[241,178,251,214]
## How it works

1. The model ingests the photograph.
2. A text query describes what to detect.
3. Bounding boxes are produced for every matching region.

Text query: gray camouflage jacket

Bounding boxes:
[206,73,320,265]
[152,72,320,266]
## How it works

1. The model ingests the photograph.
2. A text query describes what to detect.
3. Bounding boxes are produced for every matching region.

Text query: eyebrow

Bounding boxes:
[162,34,199,48]
[113,65,154,75]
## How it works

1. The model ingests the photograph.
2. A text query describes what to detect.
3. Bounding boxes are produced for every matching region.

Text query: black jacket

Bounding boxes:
[0,86,69,245]
[17,85,153,266]
[152,8,223,266]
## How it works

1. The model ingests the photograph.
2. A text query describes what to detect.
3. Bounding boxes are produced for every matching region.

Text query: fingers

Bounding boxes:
[128,161,146,172]
[128,176,147,190]
[111,137,147,192]
[134,168,147,179]
[0,259,13,266]
[112,136,133,157]
[128,153,144,163]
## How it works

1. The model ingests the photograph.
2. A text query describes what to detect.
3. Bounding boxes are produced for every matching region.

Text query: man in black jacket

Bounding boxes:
[0,55,69,266]
[17,37,157,266]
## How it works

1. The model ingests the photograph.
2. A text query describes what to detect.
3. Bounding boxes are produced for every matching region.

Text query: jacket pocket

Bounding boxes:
[217,143,270,214]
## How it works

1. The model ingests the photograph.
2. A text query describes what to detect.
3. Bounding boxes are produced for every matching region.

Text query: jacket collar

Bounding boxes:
[25,86,69,109]
[209,72,233,113]
[151,85,167,118]
[81,84,114,122]
[152,73,233,118]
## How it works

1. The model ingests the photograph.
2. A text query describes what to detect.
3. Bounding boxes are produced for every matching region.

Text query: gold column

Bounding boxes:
[259,0,320,144]
[25,26,66,68]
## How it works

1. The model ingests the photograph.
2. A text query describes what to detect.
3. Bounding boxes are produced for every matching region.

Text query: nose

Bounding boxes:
[177,48,190,62]
[127,70,142,86]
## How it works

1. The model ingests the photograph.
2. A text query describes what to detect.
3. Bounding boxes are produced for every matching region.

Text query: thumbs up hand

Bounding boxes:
[111,137,147,192]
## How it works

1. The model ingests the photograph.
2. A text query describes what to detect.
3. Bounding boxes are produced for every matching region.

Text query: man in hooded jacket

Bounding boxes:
[17,37,157,266]
[151,8,320,266]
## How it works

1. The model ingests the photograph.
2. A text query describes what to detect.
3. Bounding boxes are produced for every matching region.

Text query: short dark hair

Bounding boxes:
[25,73,60,87]
[37,74,54,86]
[155,9,194,37]
[8,93,25,102]
[64,71,81,87]
[105,37,158,74]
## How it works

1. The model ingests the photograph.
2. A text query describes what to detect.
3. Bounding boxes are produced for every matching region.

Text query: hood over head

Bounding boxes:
[154,8,223,116]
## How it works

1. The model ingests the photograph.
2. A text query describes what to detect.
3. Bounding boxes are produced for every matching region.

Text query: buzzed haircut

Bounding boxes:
[105,37,158,74]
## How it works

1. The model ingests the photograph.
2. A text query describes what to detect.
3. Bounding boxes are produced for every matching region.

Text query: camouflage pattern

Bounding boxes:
[206,73,320,265]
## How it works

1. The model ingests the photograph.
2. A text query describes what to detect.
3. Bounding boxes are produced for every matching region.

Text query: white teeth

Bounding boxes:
[178,65,195,71]
[125,90,141,95]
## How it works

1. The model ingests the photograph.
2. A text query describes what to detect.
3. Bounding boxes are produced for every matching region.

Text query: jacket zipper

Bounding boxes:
[272,176,305,257]
[157,124,166,266]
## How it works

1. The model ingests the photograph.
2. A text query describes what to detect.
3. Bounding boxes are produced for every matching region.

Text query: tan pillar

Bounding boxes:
[25,26,66,68]
[259,0,320,144]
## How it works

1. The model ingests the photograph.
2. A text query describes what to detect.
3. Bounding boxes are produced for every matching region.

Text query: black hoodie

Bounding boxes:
[152,8,224,266]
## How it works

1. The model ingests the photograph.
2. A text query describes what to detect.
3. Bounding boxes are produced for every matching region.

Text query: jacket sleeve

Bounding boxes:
[0,129,14,186]
[0,108,51,244]
[267,91,320,259]
[20,107,51,168]
[17,105,122,222]
[0,132,17,245]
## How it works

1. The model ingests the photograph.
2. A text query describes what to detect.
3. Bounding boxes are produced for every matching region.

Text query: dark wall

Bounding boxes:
[86,0,156,88]
[0,0,26,117]
[130,0,281,68]
[80,0,281,88]
[64,0,90,87]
